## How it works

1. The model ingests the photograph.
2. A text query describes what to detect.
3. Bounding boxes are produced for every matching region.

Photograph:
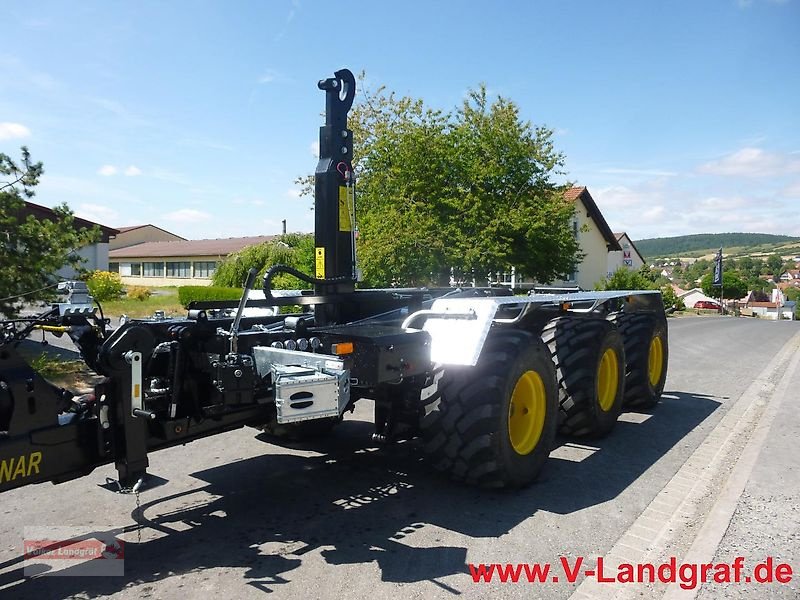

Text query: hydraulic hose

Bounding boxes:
[262,264,351,301]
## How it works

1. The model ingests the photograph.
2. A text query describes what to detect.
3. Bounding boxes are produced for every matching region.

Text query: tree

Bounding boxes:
[738,255,754,273]
[700,271,748,300]
[595,267,657,291]
[212,233,315,289]
[660,284,685,311]
[0,147,101,316]
[302,77,582,287]
[766,253,783,280]
[785,288,800,319]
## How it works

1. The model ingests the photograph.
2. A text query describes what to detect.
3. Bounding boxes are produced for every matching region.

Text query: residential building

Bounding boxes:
[549,187,623,290]
[679,287,719,309]
[608,232,645,276]
[110,224,185,250]
[493,186,625,290]
[779,269,800,283]
[745,301,796,320]
[109,236,276,287]
[17,201,118,277]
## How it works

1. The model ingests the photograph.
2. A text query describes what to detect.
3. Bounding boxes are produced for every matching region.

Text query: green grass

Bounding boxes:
[102,287,185,319]
[29,353,85,378]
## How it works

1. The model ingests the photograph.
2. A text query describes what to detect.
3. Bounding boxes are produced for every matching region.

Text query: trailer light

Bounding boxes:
[285,339,298,351]
[332,342,354,355]
[271,341,284,349]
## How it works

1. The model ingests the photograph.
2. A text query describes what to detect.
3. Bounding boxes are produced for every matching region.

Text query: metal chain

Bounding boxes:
[135,490,142,544]
[106,476,144,544]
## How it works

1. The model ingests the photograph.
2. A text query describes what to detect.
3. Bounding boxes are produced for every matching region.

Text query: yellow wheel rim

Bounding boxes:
[648,335,664,387]
[597,348,619,412]
[508,370,547,455]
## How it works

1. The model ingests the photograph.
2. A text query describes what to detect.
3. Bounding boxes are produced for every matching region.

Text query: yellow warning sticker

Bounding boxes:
[338,186,352,232]
[315,247,325,279]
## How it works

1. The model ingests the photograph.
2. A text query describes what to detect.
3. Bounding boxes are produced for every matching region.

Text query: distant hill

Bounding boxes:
[634,233,800,258]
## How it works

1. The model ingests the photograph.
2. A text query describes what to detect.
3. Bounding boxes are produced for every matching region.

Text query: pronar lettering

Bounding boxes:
[0,452,42,483]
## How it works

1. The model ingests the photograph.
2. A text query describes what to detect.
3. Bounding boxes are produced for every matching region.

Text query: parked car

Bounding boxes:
[694,300,721,310]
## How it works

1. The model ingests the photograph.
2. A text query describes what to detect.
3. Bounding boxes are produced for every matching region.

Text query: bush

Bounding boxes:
[595,267,657,291]
[212,234,315,289]
[660,285,685,311]
[178,286,243,308]
[126,286,152,301]
[86,270,125,302]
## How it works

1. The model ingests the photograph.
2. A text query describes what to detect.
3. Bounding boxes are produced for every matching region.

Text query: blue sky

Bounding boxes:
[1,0,798,241]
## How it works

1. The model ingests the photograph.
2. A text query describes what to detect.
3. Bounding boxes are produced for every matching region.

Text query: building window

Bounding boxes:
[565,220,578,282]
[166,261,191,278]
[143,262,165,277]
[120,263,142,276]
[109,262,119,273]
[193,261,217,279]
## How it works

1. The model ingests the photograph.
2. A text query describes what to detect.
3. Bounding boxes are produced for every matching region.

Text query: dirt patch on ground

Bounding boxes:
[15,340,104,394]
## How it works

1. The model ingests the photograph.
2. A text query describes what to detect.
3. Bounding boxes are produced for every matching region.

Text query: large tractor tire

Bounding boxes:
[419,329,559,488]
[607,312,668,409]
[541,317,625,437]
[260,416,341,441]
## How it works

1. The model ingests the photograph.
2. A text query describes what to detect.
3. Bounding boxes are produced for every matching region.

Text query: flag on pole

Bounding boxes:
[713,247,723,286]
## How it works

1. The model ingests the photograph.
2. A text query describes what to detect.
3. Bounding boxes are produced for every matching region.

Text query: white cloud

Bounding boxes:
[258,68,291,84]
[259,72,277,84]
[592,185,646,209]
[124,165,142,176]
[781,182,800,199]
[76,203,119,224]
[310,141,320,158]
[149,168,193,186]
[97,165,118,176]
[697,147,800,178]
[232,197,266,206]
[286,188,302,199]
[0,122,31,140]
[698,196,751,210]
[641,206,666,222]
[163,208,212,223]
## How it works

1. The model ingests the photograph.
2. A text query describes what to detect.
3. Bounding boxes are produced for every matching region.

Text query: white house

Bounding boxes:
[679,287,718,308]
[549,187,623,290]
[608,232,645,277]
[747,301,796,320]
[493,186,623,291]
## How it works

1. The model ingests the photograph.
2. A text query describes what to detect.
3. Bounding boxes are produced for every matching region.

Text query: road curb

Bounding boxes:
[570,329,800,600]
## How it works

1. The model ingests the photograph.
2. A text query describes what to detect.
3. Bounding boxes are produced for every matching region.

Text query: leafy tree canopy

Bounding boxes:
[212,233,315,289]
[700,271,748,300]
[0,147,100,316]
[301,76,583,287]
[595,265,658,291]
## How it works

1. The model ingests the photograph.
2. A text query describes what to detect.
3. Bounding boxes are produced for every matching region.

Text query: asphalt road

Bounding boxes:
[0,316,798,599]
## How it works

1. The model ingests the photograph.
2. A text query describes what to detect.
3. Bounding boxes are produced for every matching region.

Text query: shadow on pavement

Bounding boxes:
[0,389,720,597]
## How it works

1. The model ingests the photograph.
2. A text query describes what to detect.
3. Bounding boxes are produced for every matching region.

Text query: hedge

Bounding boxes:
[178,286,243,308]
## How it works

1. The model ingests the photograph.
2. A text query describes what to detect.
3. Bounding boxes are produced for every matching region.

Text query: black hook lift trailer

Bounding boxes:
[0,69,668,495]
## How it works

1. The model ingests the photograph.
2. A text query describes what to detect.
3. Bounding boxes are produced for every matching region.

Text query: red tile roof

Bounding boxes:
[564,186,585,201]
[109,235,277,258]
